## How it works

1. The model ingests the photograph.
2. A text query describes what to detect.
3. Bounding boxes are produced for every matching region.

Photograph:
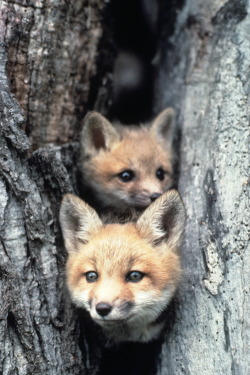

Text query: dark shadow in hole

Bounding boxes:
[76,1,185,373]
[98,298,177,375]
[108,0,159,124]
[99,340,163,375]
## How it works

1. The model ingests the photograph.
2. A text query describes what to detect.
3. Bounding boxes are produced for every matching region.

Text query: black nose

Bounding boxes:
[150,193,162,201]
[96,302,112,317]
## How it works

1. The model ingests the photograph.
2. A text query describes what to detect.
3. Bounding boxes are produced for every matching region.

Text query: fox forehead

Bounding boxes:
[90,129,172,175]
[67,223,180,288]
[76,224,155,268]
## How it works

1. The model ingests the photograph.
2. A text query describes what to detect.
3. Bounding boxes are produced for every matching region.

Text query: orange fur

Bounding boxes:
[80,109,175,210]
[60,190,186,342]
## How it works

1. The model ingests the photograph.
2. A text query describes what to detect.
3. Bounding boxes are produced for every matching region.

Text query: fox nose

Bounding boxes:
[96,302,112,317]
[150,193,162,202]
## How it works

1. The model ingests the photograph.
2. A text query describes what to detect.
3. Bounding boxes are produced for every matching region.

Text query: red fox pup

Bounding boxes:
[80,108,175,210]
[59,190,186,343]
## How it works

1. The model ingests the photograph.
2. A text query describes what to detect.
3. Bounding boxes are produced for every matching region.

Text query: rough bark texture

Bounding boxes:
[0,1,107,373]
[156,0,249,374]
[0,50,84,374]
[1,0,109,149]
[0,0,249,374]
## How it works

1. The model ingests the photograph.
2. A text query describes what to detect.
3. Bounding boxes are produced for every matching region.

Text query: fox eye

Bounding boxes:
[118,170,135,182]
[126,271,145,283]
[85,271,98,283]
[156,168,165,181]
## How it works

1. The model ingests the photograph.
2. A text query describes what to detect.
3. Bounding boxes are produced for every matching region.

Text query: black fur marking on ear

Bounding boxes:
[64,208,81,233]
[91,127,106,150]
[161,114,174,139]
[64,209,88,247]
[152,205,178,247]
[163,205,178,237]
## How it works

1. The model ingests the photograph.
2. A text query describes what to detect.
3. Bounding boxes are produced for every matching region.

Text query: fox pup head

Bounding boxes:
[80,109,175,209]
[60,190,186,342]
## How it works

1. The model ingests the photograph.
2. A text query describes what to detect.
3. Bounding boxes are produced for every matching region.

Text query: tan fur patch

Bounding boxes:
[66,223,181,305]
[82,127,173,208]
[80,110,175,209]
[60,190,186,342]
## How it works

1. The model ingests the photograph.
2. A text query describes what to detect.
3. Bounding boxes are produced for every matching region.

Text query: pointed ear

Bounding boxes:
[59,194,102,253]
[136,190,186,250]
[80,111,120,155]
[150,108,175,148]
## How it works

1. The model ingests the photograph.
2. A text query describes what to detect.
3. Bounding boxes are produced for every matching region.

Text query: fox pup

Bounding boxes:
[80,108,175,210]
[59,190,186,343]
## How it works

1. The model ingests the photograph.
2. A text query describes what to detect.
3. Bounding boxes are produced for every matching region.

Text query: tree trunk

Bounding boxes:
[1,0,110,149]
[156,0,249,373]
[0,1,107,374]
[0,1,249,375]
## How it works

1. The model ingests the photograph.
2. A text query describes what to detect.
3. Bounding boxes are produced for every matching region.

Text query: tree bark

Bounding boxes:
[156,0,249,374]
[0,1,108,373]
[0,0,249,375]
[0,46,85,374]
[1,0,109,149]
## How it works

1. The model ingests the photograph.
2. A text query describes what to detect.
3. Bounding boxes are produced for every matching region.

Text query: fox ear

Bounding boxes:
[81,111,119,154]
[136,190,186,250]
[150,107,175,148]
[59,194,102,253]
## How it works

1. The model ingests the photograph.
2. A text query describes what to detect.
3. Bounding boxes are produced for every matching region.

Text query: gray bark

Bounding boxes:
[0,56,84,373]
[1,0,108,149]
[0,0,249,374]
[0,1,106,374]
[156,0,249,374]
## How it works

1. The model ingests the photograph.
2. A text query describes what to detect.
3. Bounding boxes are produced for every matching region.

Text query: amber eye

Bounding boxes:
[126,271,145,283]
[85,271,98,283]
[156,168,165,181]
[118,170,135,182]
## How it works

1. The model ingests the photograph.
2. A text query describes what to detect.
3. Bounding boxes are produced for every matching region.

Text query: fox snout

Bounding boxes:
[132,191,162,207]
[91,299,133,325]
[95,302,112,317]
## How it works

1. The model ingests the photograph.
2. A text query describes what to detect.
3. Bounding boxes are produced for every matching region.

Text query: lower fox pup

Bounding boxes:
[80,108,175,210]
[60,190,186,343]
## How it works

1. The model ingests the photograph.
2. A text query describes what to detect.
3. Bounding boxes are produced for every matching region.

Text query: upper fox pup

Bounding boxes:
[80,108,175,210]
[59,190,186,343]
